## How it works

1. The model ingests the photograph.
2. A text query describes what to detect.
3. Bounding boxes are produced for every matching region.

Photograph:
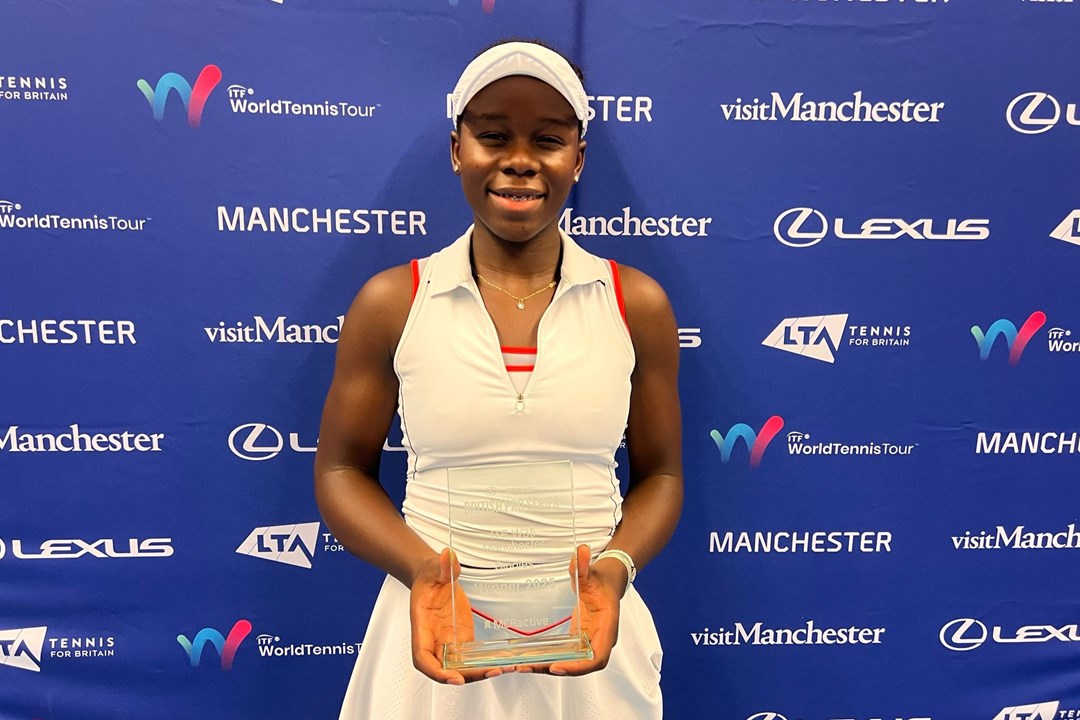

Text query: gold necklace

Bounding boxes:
[475,273,557,310]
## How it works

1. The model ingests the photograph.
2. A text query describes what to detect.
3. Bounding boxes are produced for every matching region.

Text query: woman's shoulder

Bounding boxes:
[339,263,416,354]
[350,263,414,314]
[609,262,672,320]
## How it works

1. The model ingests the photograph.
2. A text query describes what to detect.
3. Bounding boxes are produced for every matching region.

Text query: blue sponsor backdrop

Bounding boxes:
[2,1,1079,718]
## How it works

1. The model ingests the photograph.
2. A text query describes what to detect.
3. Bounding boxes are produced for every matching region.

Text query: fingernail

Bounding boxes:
[550,668,567,676]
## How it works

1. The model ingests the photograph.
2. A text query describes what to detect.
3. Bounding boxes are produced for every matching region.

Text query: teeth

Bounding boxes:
[494,192,540,201]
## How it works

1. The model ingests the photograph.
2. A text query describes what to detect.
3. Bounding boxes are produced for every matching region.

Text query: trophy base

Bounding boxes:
[442,632,593,670]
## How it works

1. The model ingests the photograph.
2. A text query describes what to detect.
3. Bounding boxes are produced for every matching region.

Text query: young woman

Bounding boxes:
[315,40,683,719]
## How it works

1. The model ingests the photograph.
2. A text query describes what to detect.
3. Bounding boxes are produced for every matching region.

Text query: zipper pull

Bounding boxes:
[516,394,525,413]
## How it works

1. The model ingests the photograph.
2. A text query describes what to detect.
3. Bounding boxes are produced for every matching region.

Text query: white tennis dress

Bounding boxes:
[339,228,663,719]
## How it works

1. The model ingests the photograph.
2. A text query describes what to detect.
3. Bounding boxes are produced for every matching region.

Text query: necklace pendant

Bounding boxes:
[517,301,525,310]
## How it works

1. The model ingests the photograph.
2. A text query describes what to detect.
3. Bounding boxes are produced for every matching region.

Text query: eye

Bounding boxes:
[537,136,565,147]
[477,132,507,143]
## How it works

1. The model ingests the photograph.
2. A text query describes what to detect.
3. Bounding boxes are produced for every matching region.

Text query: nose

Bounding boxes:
[500,138,539,176]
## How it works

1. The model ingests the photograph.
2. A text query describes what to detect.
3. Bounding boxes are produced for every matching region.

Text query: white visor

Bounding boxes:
[450,41,589,137]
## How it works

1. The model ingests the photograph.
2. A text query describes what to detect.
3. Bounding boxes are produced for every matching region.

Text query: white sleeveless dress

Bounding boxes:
[339,228,664,719]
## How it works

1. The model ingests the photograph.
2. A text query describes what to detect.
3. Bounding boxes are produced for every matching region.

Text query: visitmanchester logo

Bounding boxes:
[560,207,711,237]
[205,315,344,344]
[721,91,945,124]
[971,311,1046,365]
[138,64,222,128]
[1,425,163,453]
[952,524,1080,550]
[709,416,784,469]
[690,619,886,647]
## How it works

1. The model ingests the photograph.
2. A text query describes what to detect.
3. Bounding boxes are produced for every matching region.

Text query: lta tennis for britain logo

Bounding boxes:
[177,620,252,670]
[971,312,1046,366]
[710,416,785,469]
[137,64,222,128]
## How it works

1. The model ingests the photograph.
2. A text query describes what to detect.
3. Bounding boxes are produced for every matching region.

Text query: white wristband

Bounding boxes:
[596,549,637,583]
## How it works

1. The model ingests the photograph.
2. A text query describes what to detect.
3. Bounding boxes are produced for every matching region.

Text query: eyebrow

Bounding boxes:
[463,112,577,128]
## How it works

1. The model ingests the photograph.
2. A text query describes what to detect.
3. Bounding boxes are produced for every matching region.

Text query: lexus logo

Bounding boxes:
[773,207,827,247]
[747,714,788,720]
[1006,92,1061,135]
[228,423,284,461]
[939,617,988,651]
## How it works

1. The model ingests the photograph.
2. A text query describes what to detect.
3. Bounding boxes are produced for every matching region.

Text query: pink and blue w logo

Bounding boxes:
[710,416,785,469]
[448,0,496,12]
[137,64,222,128]
[177,619,252,670]
[971,311,1046,365]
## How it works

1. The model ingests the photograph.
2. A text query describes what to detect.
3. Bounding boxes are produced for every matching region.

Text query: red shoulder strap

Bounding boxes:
[410,258,420,302]
[608,259,629,333]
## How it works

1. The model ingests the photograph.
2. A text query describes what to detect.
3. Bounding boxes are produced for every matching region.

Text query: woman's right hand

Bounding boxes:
[409,548,506,685]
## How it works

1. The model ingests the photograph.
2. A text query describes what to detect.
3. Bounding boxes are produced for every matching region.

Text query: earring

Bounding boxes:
[573,175,580,183]
[453,164,461,174]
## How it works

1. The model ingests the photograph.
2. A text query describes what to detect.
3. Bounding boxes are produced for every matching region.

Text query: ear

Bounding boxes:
[450,130,461,173]
[574,140,587,182]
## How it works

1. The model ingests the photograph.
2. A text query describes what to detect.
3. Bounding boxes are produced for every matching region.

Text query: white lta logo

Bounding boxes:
[993,702,1060,720]
[763,315,849,363]
[1050,210,1080,247]
[236,523,320,569]
[0,627,47,672]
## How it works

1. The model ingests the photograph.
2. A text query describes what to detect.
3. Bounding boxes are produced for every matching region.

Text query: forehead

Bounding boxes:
[461,75,577,125]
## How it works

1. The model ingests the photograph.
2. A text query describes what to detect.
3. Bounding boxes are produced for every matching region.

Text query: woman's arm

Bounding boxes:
[314,265,498,685]
[596,263,684,593]
[546,264,683,677]
[313,264,436,587]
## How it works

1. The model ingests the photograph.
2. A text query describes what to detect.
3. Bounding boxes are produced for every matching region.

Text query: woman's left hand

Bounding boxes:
[516,544,624,677]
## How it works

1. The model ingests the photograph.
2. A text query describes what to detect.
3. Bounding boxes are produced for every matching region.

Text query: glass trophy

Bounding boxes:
[441,460,594,670]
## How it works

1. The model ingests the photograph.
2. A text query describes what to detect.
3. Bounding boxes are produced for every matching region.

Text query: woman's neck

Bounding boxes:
[469,222,563,281]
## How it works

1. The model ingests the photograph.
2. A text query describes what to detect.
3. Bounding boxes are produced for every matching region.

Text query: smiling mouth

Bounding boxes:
[489,190,545,202]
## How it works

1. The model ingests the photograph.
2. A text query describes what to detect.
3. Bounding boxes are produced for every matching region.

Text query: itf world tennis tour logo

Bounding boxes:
[138,64,222,128]
[971,311,1046,365]
[178,620,252,670]
[1006,92,1080,135]
[448,0,497,12]
[709,416,785,469]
